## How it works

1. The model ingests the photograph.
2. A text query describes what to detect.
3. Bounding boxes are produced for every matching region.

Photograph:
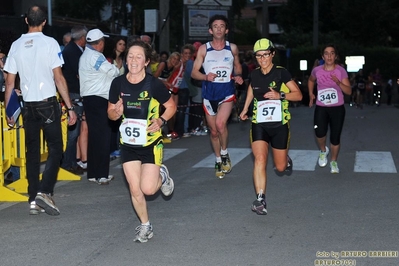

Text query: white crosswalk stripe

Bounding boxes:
[114,148,397,174]
[354,151,397,173]
[164,148,187,161]
[288,150,320,171]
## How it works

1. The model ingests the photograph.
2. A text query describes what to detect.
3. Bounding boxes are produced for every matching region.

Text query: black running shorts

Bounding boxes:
[250,123,290,149]
[120,138,164,166]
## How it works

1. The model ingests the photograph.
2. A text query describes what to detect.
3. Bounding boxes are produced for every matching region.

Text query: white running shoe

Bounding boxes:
[330,161,340,174]
[134,223,154,243]
[318,146,329,167]
[29,200,45,215]
[77,160,87,169]
[160,165,174,196]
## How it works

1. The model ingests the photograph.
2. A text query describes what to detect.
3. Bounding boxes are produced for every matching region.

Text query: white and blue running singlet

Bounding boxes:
[202,41,235,101]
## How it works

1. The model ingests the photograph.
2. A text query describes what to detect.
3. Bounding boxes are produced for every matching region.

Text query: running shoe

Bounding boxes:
[330,161,340,174]
[274,154,293,176]
[88,175,114,185]
[200,127,209,135]
[221,153,232,173]
[167,131,180,140]
[318,146,329,167]
[134,223,154,243]
[63,166,84,175]
[191,127,202,136]
[160,164,174,196]
[251,194,267,215]
[29,201,45,215]
[35,193,60,216]
[77,160,87,170]
[200,131,208,136]
[182,132,191,138]
[215,162,225,179]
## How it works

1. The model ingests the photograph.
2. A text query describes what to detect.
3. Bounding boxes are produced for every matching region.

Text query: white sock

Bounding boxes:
[216,157,222,163]
[142,221,150,226]
[221,149,228,156]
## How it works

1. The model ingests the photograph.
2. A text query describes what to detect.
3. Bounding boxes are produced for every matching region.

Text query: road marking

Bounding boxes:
[164,148,188,161]
[192,148,252,168]
[113,148,398,174]
[354,151,397,173]
[289,150,320,171]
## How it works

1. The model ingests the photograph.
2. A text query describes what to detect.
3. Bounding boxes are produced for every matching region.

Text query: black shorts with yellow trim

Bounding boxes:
[120,138,164,166]
[250,122,290,149]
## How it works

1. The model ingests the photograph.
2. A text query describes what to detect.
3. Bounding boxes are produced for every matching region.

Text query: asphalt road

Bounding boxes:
[1,103,398,266]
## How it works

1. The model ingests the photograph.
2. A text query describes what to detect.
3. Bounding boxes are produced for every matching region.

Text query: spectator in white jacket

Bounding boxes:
[79,28,120,184]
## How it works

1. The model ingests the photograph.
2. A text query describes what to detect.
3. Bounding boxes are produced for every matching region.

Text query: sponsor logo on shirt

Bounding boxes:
[24,39,33,48]
[126,101,141,109]
[138,91,150,100]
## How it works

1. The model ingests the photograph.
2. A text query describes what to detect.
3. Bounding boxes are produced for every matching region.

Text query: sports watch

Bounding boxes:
[159,117,167,126]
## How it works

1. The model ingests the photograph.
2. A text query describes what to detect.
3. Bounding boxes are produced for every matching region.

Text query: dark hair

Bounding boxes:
[26,6,47,27]
[208,14,229,30]
[70,25,88,41]
[159,51,169,59]
[111,37,126,60]
[321,43,340,64]
[126,40,152,63]
[320,43,339,54]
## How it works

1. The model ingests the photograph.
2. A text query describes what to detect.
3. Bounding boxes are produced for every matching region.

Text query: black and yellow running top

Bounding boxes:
[109,74,171,147]
[250,65,292,127]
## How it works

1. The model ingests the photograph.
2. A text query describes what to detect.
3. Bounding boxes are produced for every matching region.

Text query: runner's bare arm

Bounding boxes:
[191,45,208,81]
[231,43,243,85]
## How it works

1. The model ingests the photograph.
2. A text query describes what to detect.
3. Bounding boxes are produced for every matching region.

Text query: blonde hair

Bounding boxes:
[169,52,181,61]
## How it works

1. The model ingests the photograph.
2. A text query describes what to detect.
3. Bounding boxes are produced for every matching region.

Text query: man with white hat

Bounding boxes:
[79,28,120,185]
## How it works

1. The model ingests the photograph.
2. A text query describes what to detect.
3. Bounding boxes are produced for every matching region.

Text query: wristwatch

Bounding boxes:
[280,92,286,100]
[67,106,74,111]
[159,116,167,126]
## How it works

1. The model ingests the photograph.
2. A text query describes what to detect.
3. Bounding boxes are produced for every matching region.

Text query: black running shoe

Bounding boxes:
[251,195,267,215]
[221,153,232,173]
[274,155,293,177]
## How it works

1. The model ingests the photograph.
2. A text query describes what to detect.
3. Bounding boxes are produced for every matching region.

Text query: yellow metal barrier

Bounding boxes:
[1,101,80,202]
[1,102,28,201]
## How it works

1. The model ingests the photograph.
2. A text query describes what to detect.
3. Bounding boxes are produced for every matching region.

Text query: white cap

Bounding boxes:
[86,29,109,42]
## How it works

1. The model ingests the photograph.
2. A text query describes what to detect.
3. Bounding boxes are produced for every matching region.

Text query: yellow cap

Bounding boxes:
[253,38,275,53]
